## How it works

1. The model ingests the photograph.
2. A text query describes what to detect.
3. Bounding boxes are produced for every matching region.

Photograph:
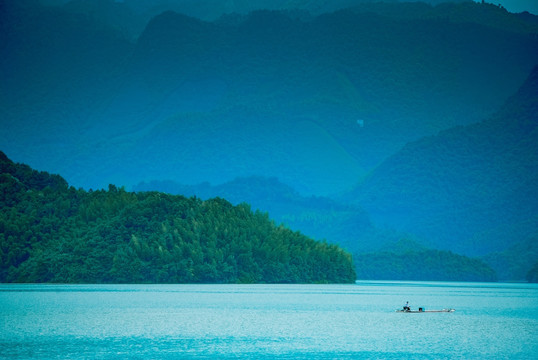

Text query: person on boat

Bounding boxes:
[403,301,410,311]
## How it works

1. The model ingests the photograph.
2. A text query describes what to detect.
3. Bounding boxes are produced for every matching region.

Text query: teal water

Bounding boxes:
[1,282,537,359]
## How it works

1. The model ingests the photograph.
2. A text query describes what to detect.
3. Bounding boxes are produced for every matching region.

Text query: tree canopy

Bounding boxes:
[354,240,497,282]
[0,152,356,283]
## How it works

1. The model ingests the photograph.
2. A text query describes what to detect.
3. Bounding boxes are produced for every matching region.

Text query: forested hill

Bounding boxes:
[349,66,538,260]
[0,152,356,284]
[134,178,500,282]
[355,240,497,282]
[133,177,380,253]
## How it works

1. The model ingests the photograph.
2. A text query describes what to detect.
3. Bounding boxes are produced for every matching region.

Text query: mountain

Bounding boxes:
[1,1,537,280]
[348,66,538,278]
[134,177,503,281]
[60,0,144,41]
[0,0,133,173]
[482,235,538,281]
[133,176,392,253]
[347,1,538,34]
[54,1,538,34]
[0,151,356,283]
[354,239,497,281]
[2,1,538,195]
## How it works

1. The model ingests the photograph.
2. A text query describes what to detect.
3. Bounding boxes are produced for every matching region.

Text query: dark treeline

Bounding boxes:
[134,176,383,254]
[134,179,505,281]
[355,245,497,282]
[0,152,356,284]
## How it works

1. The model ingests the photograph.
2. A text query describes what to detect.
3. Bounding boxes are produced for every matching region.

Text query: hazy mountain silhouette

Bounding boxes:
[47,1,538,36]
[0,0,133,173]
[4,1,534,194]
[133,176,390,253]
[1,0,537,280]
[348,66,538,262]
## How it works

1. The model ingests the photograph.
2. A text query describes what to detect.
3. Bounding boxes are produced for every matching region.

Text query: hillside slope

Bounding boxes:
[1,2,538,195]
[349,66,538,260]
[134,176,385,253]
[0,152,356,284]
[135,176,500,281]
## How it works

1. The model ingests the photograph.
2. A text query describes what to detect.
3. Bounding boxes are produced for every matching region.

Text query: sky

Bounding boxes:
[475,0,538,14]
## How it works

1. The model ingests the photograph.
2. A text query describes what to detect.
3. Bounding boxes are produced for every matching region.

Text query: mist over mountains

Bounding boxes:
[3,0,538,194]
[350,66,538,265]
[1,0,538,280]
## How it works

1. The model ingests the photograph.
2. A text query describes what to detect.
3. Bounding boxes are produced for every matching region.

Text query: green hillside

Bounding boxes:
[0,152,356,284]
[134,178,503,281]
[355,240,497,281]
[482,235,538,281]
[348,66,538,278]
[2,0,537,281]
[134,176,385,253]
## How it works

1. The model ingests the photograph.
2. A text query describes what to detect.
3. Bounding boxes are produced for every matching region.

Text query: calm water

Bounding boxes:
[1,282,537,359]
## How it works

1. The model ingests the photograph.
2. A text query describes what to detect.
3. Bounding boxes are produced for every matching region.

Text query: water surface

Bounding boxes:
[1,282,537,359]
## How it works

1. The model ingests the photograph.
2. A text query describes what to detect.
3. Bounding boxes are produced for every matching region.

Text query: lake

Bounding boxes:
[1,281,537,359]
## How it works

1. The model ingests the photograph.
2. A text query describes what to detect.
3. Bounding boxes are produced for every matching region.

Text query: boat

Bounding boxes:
[396,308,455,313]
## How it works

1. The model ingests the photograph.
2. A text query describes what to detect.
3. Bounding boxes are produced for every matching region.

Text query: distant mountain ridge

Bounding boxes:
[1,0,537,280]
[134,173,499,281]
[134,176,383,253]
[0,152,356,284]
[348,66,538,262]
[0,151,500,282]
[2,1,538,194]
[45,1,538,36]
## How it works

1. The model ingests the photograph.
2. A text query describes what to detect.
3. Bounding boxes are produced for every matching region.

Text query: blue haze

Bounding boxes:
[1,0,537,278]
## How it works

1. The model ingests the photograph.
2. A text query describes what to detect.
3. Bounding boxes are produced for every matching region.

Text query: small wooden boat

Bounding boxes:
[396,308,455,313]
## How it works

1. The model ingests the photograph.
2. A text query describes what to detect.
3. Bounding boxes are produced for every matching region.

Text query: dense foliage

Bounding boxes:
[2,1,537,282]
[0,152,356,283]
[134,176,384,253]
[136,179,506,282]
[355,243,497,282]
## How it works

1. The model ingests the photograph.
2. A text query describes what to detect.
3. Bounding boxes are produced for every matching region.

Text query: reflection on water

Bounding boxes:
[1,282,537,359]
